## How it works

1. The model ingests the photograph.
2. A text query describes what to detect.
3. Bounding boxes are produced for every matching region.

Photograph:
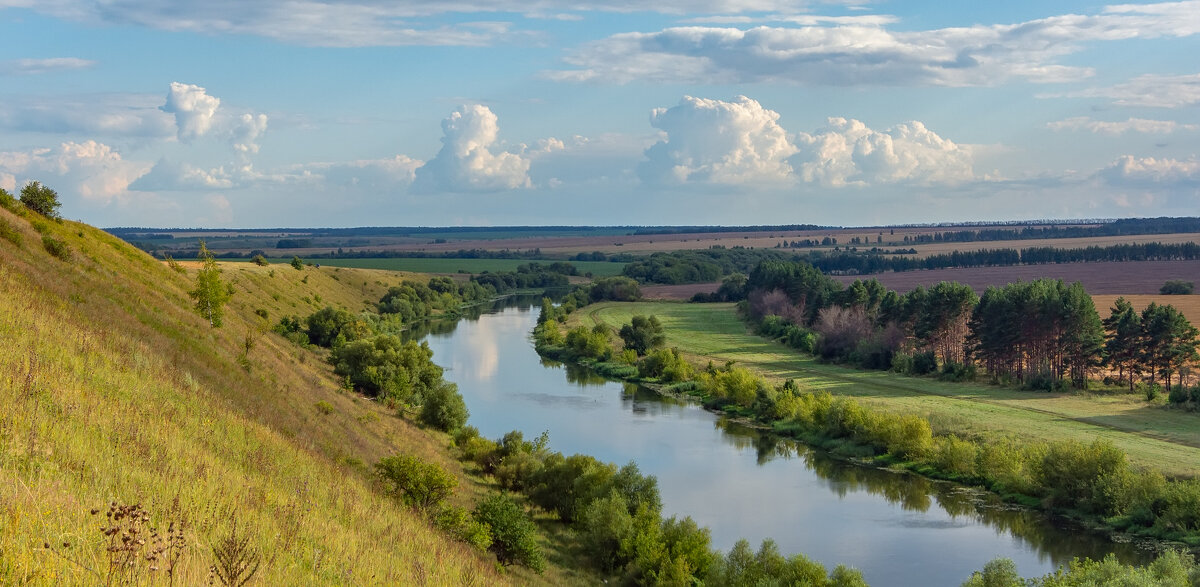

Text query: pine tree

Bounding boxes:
[1102,297,1142,391]
[190,241,232,327]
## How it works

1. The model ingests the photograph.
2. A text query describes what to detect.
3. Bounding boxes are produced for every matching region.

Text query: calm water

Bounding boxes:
[409,298,1151,586]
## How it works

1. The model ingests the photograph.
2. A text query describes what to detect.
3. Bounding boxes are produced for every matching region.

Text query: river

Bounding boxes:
[407,297,1151,586]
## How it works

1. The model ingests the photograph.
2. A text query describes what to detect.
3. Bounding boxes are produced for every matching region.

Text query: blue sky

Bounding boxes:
[1,1,1198,227]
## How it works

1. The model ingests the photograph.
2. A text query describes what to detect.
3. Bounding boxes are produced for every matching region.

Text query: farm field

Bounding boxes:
[573,301,1200,478]
[1093,294,1200,326]
[831,259,1200,295]
[229,256,628,276]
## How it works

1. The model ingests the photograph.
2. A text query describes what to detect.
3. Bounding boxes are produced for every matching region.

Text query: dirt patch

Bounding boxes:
[831,260,1200,295]
[640,282,721,300]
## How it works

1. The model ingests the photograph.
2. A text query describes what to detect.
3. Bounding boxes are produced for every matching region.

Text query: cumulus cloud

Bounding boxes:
[1047,116,1198,134]
[412,105,530,192]
[792,118,975,186]
[231,113,269,155]
[162,82,221,142]
[639,95,797,184]
[0,141,152,204]
[549,1,1200,85]
[1051,73,1200,108]
[1098,155,1200,185]
[0,57,96,75]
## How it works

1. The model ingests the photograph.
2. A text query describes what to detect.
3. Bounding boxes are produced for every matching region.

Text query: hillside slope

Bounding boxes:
[0,205,508,584]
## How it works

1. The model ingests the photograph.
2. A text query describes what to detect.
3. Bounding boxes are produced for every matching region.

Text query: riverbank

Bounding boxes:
[546,300,1200,550]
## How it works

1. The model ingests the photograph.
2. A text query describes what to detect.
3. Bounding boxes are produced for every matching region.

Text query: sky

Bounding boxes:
[1,0,1199,228]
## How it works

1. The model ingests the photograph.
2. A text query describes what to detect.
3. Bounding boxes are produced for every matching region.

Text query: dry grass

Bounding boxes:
[0,206,510,585]
[1093,294,1200,326]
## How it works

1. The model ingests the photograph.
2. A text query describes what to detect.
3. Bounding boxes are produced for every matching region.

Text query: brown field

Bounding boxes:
[1093,294,1200,325]
[641,282,722,300]
[832,259,1200,295]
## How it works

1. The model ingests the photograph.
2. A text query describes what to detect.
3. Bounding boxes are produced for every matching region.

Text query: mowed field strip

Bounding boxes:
[572,301,1200,477]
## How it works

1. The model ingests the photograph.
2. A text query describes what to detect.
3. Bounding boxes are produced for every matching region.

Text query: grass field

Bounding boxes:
[573,301,1200,478]
[831,260,1200,295]
[232,256,627,277]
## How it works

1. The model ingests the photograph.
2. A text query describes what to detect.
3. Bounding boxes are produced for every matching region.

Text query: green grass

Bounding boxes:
[575,301,1200,478]
[234,256,627,277]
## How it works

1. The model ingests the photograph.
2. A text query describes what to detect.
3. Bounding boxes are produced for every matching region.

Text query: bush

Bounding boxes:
[1160,280,1195,295]
[331,336,444,401]
[434,505,492,550]
[19,181,61,219]
[0,187,19,213]
[251,254,269,266]
[375,454,458,512]
[419,381,469,432]
[473,494,545,572]
[290,255,304,270]
[42,235,70,260]
[637,348,693,382]
[0,217,22,246]
[911,351,938,375]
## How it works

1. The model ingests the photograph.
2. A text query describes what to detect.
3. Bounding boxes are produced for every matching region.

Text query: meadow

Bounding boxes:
[572,301,1200,478]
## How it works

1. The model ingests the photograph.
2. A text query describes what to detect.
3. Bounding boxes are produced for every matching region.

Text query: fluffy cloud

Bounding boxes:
[639,96,797,184]
[792,118,975,186]
[0,141,152,204]
[162,82,221,142]
[412,105,530,192]
[128,160,236,191]
[231,113,269,155]
[1098,155,1200,185]
[1047,116,1198,134]
[1053,73,1200,108]
[0,57,96,75]
[550,1,1200,85]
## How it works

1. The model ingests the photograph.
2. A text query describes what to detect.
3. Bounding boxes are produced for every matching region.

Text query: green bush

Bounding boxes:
[19,181,61,219]
[375,454,458,512]
[42,235,71,260]
[419,381,469,432]
[434,505,493,550]
[330,335,443,401]
[0,187,19,213]
[1160,280,1195,295]
[473,494,545,572]
[0,217,22,246]
[252,254,269,266]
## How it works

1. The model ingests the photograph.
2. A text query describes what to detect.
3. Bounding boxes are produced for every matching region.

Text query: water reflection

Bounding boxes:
[413,297,1155,586]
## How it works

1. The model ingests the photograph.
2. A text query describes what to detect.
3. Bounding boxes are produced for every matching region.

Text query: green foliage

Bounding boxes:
[564,325,612,361]
[290,255,304,270]
[619,314,666,356]
[419,381,469,432]
[434,505,493,551]
[961,557,1020,587]
[42,235,71,260]
[305,306,369,347]
[313,400,334,415]
[375,454,458,512]
[709,538,866,586]
[967,551,1200,587]
[251,254,269,266]
[0,216,20,247]
[19,180,62,219]
[0,186,19,213]
[1161,280,1195,295]
[637,347,694,382]
[189,242,231,327]
[1037,438,1128,513]
[473,494,545,572]
[330,335,443,402]
[589,276,642,302]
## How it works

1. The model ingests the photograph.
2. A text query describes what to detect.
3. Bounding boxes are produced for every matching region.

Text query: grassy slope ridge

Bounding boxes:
[573,301,1200,478]
[0,207,507,584]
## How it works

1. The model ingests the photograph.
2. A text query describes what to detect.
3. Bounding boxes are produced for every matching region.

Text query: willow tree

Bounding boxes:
[190,241,231,327]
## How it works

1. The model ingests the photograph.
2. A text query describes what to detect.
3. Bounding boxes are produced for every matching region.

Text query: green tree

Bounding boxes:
[619,315,666,356]
[1160,280,1195,295]
[330,335,444,401]
[190,241,232,327]
[1103,297,1143,391]
[375,454,457,512]
[290,255,304,270]
[419,381,469,432]
[19,180,61,219]
[473,494,545,572]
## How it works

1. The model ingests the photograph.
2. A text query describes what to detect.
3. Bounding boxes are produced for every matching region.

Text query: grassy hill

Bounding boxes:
[0,204,514,584]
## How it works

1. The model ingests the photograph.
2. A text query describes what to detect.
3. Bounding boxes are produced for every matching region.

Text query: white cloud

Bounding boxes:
[1047,116,1198,134]
[231,113,269,156]
[792,117,975,186]
[293,155,424,190]
[413,105,530,192]
[0,93,175,137]
[0,141,152,204]
[0,57,96,75]
[129,160,236,191]
[162,82,221,142]
[1098,155,1200,185]
[549,1,1200,86]
[1052,73,1200,108]
[639,95,797,184]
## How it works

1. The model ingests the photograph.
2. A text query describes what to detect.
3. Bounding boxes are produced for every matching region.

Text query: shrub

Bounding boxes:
[419,381,469,432]
[434,505,492,550]
[0,187,19,212]
[473,494,545,572]
[375,454,458,512]
[934,434,978,477]
[252,254,269,266]
[1160,280,1195,295]
[619,315,665,356]
[290,255,304,270]
[331,336,444,401]
[637,348,693,383]
[42,235,71,260]
[19,181,62,219]
[0,217,22,246]
[313,401,334,415]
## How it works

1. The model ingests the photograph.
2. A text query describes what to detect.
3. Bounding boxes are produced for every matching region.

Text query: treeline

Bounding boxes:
[903,216,1200,244]
[725,260,1200,392]
[631,223,829,235]
[806,242,1200,275]
[533,315,1200,549]
[623,249,799,284]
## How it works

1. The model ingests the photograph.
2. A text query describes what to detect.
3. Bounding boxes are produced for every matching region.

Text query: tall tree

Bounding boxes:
[19,181,61,219]
[190,241,232,327]
[1102,297,1142,391]
[1059,282,1105,388]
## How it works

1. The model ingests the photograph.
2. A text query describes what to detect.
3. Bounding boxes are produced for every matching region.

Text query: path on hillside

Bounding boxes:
[578,302,1200,477]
